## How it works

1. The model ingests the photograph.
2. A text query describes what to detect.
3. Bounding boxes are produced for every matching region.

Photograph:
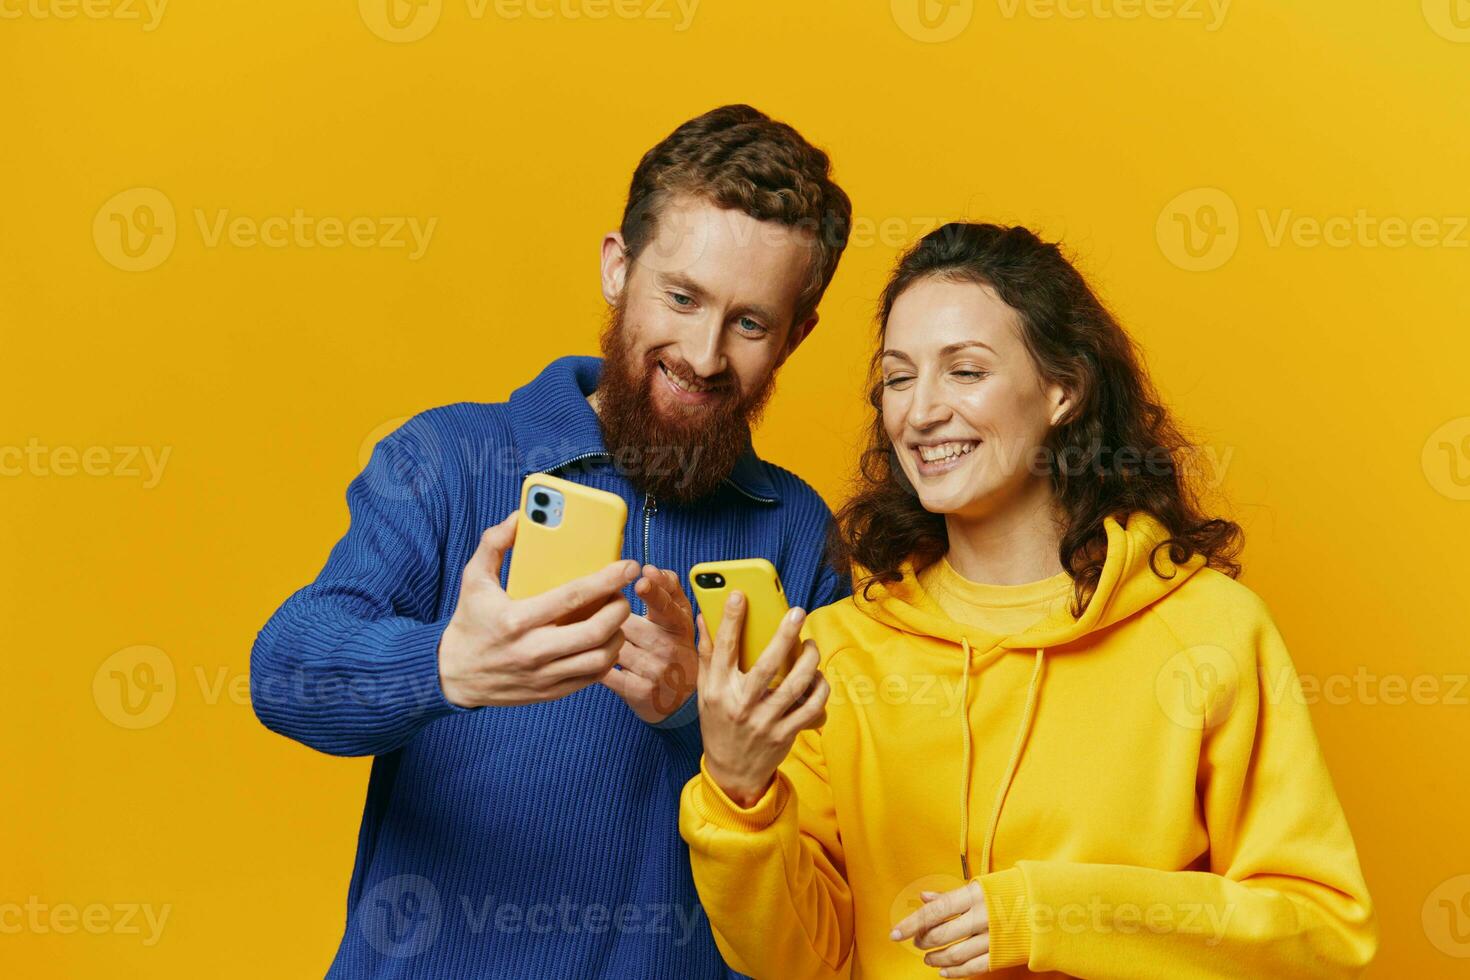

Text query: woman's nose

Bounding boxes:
[907,376,951,429]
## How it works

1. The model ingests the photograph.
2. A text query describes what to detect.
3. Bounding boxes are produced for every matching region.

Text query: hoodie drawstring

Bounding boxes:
[959,641,1047,881]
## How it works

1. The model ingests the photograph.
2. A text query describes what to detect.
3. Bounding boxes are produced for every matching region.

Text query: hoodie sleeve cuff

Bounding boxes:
[691,757,786,832]
[979,866,1032,971]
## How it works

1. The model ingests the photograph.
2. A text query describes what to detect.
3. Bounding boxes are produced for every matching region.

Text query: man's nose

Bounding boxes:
[682,317,727,379]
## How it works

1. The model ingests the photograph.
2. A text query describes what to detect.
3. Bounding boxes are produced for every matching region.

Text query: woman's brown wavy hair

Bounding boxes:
[831,222,1243,616]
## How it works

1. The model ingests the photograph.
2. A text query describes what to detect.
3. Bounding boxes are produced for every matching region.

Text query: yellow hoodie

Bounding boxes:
[679,511,1377,979]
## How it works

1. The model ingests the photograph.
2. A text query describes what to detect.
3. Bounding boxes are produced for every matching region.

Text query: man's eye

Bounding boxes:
[736,316,766,335]
[669,292,694,307]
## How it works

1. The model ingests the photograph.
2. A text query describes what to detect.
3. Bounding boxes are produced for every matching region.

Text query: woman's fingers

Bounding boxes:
[762,640,822,731]
[926,936,991,976]
[761,638,819,717]
[746,606,806,692]
[712,591,746,675]
[891,882,970,941]
[775,672,830,740]
[916,897,988,950]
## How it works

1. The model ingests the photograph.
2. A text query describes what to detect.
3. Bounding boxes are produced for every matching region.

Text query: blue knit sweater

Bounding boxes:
[251,355,848,978]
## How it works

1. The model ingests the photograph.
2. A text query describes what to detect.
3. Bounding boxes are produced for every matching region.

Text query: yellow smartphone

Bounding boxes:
[505,474,627,621]
[690,558,792,683]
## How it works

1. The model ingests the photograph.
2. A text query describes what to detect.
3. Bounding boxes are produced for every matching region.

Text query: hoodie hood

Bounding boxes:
[848,510,1208,882]
[851,510,1206,653]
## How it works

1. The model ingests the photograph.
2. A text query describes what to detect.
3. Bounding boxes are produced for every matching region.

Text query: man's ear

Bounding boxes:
[600,232,628,306]
[775,312,819,369]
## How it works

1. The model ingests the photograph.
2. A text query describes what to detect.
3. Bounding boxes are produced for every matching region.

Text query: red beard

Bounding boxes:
[595,298,777,504]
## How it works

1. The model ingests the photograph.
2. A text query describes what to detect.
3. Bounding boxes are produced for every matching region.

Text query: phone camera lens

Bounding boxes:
[532,491,550,508]
[530,510,548,525]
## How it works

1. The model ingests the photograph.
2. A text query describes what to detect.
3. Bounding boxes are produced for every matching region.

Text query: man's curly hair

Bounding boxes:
[620,104,853,326]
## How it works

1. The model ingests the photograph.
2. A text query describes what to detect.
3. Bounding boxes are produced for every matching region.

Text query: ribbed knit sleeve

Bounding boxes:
[250,425,472,756]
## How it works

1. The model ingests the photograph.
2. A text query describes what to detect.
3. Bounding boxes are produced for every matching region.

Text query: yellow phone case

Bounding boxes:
[690,558,791,682]
[505,474,627,608]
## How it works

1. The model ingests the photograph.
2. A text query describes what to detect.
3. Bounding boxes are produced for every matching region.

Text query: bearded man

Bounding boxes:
[250,104,852,979]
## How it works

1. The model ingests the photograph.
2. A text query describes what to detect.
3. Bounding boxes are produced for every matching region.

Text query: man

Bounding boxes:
[250,104,853,977]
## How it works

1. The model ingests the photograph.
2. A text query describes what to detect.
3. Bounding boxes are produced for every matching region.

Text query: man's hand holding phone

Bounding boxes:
[438,512,638,708]
[695,592,830,808]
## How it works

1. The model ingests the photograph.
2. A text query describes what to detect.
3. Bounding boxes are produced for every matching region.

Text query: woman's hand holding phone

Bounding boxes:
[695,591,830,809]
[438,512,639,708]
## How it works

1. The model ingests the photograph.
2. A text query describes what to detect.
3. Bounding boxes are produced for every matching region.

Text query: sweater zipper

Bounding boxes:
[642,492,657,566]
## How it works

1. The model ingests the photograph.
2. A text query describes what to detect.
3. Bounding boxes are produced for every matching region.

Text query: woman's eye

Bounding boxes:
[882,375,915,388]
[952,369,989,381]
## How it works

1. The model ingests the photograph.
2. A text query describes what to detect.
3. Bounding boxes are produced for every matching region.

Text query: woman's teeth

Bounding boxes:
[917,441,978,463]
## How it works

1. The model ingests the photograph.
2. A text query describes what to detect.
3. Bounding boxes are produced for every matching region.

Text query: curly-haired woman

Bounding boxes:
[679,223,1377,979]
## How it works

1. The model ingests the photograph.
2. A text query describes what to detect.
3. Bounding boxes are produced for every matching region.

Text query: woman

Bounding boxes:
[678,224,1377,979]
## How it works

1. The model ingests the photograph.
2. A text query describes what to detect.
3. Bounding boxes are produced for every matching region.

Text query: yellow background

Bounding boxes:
[4,1,1468,975]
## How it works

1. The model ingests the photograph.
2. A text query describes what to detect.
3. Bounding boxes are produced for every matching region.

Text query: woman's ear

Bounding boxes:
[1046,382,1075,427]
[600,232,628,306]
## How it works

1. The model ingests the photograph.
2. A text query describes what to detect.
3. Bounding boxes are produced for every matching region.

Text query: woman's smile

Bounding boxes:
[911,439,981,478]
